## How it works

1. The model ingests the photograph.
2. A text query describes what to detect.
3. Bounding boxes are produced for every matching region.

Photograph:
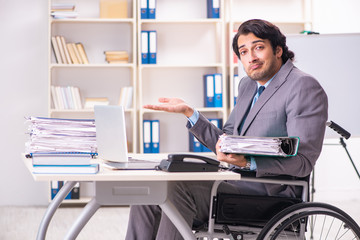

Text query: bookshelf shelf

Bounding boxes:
[48,0,137,204]
[137,0,227,154]
[50,63,135,68]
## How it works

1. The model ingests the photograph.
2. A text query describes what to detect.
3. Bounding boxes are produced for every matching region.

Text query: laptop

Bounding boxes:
[94,105,161,170]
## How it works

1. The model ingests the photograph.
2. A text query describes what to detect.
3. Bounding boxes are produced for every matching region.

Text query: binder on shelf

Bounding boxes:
[148,31,157,64]
[140,0,148,19]
[71,182,80,199]
[151,120,160,153]
[143,120,152,153]
[207,0,220,19]
[204,74,215,107]
[233,74,240,106]
[141,31,149,64]
[51,181,60,199]
[189,133,202,152]
[214,73,223,108]
[219,136,300,157]
[209,118,223,129]
[148,0,156,19]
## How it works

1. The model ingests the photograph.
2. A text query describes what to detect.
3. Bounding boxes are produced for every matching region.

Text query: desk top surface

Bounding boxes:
[23,154,241,182]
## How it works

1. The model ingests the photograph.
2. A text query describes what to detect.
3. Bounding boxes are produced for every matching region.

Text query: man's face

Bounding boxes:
[237,33,283,85]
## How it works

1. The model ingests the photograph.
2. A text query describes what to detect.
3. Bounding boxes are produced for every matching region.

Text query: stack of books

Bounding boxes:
[25,117,99,174]
[104,51,129,64]
[118,86,133,109]
[51,85,82,110]
[51,3,78,19]
[51,36,89,64]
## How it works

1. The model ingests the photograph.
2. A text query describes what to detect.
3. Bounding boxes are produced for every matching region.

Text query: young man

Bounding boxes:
[125,19,328,239]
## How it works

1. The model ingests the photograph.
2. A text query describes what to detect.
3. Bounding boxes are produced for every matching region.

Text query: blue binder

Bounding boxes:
[151,120,160,153]
[148,31,157,64]
[209,118,223,129]
[214,73,223,107]
[140,0,148,19]
[207,0,220,18]
[233,74,240,106]
[148,0,156,19]
[143,120,152,153]
[189,133,202,152]
[51,181,59,200]
[141,31,149,64]
[204,74,215,107]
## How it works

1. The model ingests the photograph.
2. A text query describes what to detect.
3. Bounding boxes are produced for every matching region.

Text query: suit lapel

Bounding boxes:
[240,60,294,135]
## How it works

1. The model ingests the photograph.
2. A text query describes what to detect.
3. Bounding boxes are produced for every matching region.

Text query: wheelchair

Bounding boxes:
[193,170,360,240]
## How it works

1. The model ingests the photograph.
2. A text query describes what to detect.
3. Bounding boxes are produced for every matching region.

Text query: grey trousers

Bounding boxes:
[125,180,268,240]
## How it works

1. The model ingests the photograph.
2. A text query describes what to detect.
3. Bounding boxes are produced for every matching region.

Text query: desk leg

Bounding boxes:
[160,199,196,240]
[64,198,101,240]
[37,181,77,240]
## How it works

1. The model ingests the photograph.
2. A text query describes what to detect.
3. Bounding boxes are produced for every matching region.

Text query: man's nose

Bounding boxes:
[249,50,258,62]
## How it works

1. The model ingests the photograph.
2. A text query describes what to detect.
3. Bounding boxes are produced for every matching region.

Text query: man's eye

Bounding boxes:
[240,50,246,55]
[256,46,264,50]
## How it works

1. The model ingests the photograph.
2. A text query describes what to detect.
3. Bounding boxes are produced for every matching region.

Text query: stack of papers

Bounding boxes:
[25,117,97,154]
[219,135,299,157]
[25,117,98,174]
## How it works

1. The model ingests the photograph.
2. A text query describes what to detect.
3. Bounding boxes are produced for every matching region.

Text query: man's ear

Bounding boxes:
[276,46,283,58]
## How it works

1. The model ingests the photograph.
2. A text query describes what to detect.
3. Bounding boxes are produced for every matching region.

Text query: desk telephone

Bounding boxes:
[156,154,220,172]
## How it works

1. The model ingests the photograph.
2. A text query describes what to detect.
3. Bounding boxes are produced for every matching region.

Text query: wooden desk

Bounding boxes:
[23,154,241,240]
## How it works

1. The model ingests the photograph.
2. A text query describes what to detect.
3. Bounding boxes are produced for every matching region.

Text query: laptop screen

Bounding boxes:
[94,105,129,163]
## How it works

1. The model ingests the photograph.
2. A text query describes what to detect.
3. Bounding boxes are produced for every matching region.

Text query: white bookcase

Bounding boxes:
[48,0,137,203]
[228,0,313,111]
[137,0,227,153]
[46,0,312,203]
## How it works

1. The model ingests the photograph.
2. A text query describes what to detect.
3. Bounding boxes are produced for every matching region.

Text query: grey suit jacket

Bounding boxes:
[188,60,328,196]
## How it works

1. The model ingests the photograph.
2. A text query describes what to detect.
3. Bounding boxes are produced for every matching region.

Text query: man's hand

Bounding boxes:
[216,136,247,167]
[143,97,194,117]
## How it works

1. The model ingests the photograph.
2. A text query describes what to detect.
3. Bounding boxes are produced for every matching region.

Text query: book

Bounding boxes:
[84,97,109,109]
[219,136,300,157]
[55,36,66,64]
[32,164,99,174]
[104,50,129,63]
[100,0,128,19]
[51,86,82,110]
[76,43,89,64]
[66,43,79,64]
[60,36,72,64]
[30,152,94,165]
[51,36,62,64]
[204,74,215,107]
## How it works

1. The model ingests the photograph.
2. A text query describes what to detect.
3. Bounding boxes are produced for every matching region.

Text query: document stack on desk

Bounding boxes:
[25,117,99,174]
[219,135,299,157]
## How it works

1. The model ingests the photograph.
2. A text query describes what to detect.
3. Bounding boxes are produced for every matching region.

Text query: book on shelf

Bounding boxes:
[141,30,157,64]
[118,86,133,109]
[32,164,99,174]
[207,0,220,19]
[143,119,160,153]
[51,3,78,19]
[100,0,128,19]
[51,36,89,64]
[51,85,82,110]
[104,50,129,64]
[204,73,223,108]
[219,136,300,157]
[141,0,156,19]
[84,97,110,109]
[51,181,80,200]
[75,42,89,64]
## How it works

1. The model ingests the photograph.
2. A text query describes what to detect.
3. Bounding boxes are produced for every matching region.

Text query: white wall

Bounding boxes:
[0,0,360,206]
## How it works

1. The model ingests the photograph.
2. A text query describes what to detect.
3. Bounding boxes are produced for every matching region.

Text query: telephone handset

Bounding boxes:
[156,153,220,172]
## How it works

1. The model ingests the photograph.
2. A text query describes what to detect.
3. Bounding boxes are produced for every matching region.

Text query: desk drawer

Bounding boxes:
[95,181,168,205]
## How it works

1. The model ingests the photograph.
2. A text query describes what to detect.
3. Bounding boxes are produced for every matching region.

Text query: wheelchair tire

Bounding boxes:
[257,202,360,240]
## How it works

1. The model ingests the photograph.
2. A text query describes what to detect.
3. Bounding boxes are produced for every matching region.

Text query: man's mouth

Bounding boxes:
[250,63,262,70]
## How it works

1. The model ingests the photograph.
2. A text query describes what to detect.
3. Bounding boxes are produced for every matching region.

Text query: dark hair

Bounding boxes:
[232,19,295,63]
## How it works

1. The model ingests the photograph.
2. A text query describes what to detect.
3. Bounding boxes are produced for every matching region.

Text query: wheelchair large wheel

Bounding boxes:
[257,202,360,240]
